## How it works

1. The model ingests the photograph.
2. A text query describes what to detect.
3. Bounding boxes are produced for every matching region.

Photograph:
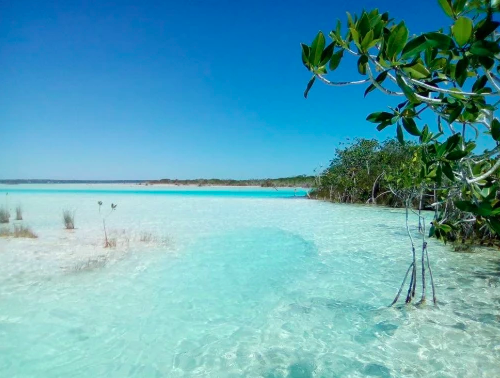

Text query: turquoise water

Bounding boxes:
[0,184,308,198]
[0,186,499,377]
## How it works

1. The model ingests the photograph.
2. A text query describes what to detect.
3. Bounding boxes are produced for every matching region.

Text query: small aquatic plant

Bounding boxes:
[15,205,23,221]
[63,210,75,229]
[73,256,108,272]
[98,201,117,248]
[140,232,154,242]
[0,207,9,224]
[0,225,37,238]
[13,225,37,238]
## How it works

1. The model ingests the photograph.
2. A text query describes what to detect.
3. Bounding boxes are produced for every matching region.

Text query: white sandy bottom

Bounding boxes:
[0,190,499,377]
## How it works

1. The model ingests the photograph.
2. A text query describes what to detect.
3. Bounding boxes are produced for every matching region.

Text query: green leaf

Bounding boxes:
[366,111,393,123]
[442,163,455,181]
[364,71,388,97]
[429,57,447,71]
[336,19,342,37]
[438,223,453,233]
[319,42,335,67]
[455,200,477,212]
[424,47,437,66]
[472,75,488,92]
[424,32,454,49]
[477,202,494,217]
[301,44,311,69]
[329,50,344,71]
[356,12,371,39]
[372,16,384,39]
[376,120,393,131]
[436,165,443,185]
[446,150,467,160]
[491,118,500,141]
[429,225,436,237]
[346,12,354,27]
[437,142,448,158]
[487,218,500,235]
[402,62,431,79]
[310,32,326,66]
[478,56,495,70]
[437,0,454,18]
[452,17,473,46]
[386,21,409,60]
[465,141,476,153]
[304,76,316,98]
[453,0,467,13]
[475,19,500,40]
[445,133,461,152]
[397,123,405,144]
[364,84,376,97]
[448,106,462,124]
[396,74,419,103]
[361,29,374,50]
[402,117,421,136]
[350,28,361,49]
[401,35,428,59]
[420,124,430,143]
[357,55,368,75]
[470,40,500,57]
[455,57,469,87]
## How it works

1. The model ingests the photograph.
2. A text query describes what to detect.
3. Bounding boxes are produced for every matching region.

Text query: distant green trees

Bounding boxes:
[301,0,500,304]
[312,138,419,206]
[149,176,315,188]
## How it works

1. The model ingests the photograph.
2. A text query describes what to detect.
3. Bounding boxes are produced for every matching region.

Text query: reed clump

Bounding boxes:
[63,210,75,229]
[0,207,10,224]
[15,205,23,220]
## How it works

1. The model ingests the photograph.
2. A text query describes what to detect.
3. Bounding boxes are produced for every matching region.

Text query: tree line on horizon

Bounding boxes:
[146,175,316,188]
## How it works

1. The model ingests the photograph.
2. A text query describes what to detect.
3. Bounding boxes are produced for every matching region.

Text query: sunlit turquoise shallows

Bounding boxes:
[0,185,499,377]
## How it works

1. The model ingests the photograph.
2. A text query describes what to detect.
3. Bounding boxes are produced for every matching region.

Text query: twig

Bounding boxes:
[315,74,369,86]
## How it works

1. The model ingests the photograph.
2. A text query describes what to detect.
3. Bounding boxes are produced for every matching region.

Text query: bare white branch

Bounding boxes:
[315,74,369,86]
[486,71,500,93]
[467,158,500,184]
[408,77,499,97]
[366,65,404,96]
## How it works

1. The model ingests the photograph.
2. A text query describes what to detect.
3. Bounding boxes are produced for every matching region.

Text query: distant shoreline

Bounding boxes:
[0,176,315,188]
[0,183,311,191]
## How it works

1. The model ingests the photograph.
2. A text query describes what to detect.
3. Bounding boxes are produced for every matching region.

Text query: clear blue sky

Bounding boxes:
[0,0,449,180]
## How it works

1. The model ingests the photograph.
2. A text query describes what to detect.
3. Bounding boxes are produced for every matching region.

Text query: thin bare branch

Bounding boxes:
[316,74,369,86]
[366,65,404,96]
[408,76,499,97]
[467,158,500,183]
[486,71,500,93]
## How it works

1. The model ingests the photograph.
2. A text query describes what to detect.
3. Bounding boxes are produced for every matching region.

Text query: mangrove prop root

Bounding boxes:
[421,242,426,303]
[391,262,414,306]
[426,246,437,305]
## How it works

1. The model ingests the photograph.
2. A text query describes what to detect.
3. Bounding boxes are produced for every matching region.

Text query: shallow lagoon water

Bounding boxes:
[0,185,499,377]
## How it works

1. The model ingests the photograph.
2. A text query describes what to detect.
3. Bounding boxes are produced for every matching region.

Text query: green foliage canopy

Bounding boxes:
[301,0,500,244]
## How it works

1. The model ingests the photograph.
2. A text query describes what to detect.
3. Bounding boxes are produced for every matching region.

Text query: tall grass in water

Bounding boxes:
[0,207,9,224]
[1,193,9,223]
[15,205,23,220]
[63,210,75,229]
